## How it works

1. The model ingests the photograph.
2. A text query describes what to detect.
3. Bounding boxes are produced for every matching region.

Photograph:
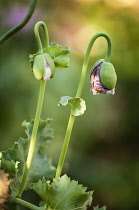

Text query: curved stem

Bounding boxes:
[55,114,75,180]
[17,80,46,198]
[76,32,112,97]
[17,22,49,197]
[55,32,112,180]
[0,0,37,45]
[34,21,49,53]
[14,198,44,210]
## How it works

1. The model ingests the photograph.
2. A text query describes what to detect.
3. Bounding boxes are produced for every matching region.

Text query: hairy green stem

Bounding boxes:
[55,115,75,179]
[18,80,46,197]
[0,0,37,45]
[14,198,44,210]
[34,21,49,53]
[55,32,112,179]
[17,21,49,197]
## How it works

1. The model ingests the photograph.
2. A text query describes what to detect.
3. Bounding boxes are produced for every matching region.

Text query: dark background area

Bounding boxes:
[1,0,139,209]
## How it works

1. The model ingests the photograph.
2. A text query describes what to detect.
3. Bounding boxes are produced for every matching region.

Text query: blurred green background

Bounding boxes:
[1,0,139,209]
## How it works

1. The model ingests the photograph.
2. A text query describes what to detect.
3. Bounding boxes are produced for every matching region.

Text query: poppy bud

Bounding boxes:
[33,53,55,81]
[90,59,117,95]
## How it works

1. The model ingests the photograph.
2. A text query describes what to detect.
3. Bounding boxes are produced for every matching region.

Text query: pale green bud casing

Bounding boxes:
[33,54,45,80]
[91,59,104,70]
[100,61,117,90]
[33,54,55,80]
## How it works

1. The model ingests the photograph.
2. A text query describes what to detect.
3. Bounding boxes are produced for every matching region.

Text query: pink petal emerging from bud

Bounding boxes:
[90,63,115,95]
[43,60,51,81]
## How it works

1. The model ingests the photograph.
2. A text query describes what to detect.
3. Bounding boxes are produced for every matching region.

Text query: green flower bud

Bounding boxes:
[90,59,117,95]
[33,55,45,80]
[100,61,117,90]
[33,53,55,81]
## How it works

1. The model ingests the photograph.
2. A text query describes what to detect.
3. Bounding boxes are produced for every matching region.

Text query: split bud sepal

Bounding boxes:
[32,53,55,81]
[29,43,70,81]
[90,59,117,95]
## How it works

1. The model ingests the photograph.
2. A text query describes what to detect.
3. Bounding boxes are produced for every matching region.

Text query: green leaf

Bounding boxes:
[0,138,29,198]
[32,174,93,210]
[29,43,70,69]
[22,118,53,154]
[26,153,55,190]
[44,43,70,68]
[1,138,28,177]
[0,119,55,198]
[58,96,86,116]
[94,205,107,210]
[0,158,16,176]
[24,119,56,189]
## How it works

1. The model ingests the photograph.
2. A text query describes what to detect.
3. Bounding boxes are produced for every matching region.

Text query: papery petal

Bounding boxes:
[43,60,51,81]
[90,62,115,95]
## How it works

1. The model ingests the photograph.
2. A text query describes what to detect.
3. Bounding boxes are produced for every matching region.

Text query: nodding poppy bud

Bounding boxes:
[90,59,117,95]
[33,53,55,81]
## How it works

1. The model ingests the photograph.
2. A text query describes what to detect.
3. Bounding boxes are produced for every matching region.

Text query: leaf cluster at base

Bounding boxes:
[0,118,56,199]
[32,174,93,210]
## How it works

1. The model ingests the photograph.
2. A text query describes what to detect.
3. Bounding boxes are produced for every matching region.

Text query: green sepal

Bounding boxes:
[33,54,45,80]
[32,53,55,80]
[32,174,93,210]
[94,205,107,210]
[58,96,86,116]
[100,61,117,90]
[91,59,104,71]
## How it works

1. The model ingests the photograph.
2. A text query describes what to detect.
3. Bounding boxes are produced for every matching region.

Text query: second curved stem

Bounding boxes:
[76,32,111,97]
[55,32,112,180]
